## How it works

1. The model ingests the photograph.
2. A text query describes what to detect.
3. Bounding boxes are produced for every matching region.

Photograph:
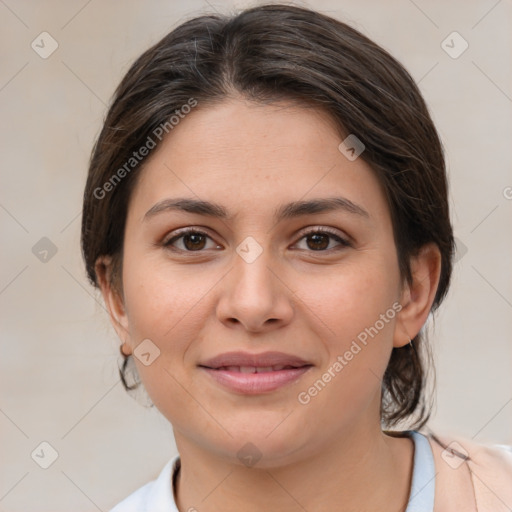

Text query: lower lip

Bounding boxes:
[200,366,312,394]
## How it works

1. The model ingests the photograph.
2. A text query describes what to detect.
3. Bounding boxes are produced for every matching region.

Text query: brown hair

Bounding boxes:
[81,4,455,430]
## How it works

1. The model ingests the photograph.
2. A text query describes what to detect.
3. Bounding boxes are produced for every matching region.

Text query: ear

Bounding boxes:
[394,243,442,348]
[95,256,132,355]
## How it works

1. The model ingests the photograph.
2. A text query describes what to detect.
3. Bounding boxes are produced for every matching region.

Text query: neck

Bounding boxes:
[173,422,414,512]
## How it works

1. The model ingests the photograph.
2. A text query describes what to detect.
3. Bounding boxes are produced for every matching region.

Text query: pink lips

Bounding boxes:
[198,351,313,394]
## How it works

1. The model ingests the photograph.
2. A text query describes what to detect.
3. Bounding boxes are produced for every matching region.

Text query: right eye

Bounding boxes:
[163,228,222,252]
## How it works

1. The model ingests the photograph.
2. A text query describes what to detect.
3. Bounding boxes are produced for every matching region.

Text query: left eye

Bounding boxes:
[163,228,350,252]
[294,229,351,251]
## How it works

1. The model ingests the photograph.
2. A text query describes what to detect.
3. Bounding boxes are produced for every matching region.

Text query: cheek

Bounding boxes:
[295,268,399,423]
[120,253,210,412]
[121,250,208,341]
[297,256,400,341]
[294,252,400,406]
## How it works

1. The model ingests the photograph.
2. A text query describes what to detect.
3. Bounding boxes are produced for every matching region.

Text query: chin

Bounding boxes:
[208,424,311,469]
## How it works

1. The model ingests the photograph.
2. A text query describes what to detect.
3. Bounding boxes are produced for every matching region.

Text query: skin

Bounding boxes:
[97,96,441,512]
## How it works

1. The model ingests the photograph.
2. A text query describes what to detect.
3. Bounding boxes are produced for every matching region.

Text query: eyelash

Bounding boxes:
[162,226,351,253]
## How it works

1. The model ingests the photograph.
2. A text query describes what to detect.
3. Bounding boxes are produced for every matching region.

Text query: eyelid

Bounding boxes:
[162,226,218,248]
[295,225,350,243]
[162,225,352,252]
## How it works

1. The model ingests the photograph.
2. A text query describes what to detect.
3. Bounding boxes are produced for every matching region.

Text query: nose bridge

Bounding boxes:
[232,236,277,304]
[217,235,293,330]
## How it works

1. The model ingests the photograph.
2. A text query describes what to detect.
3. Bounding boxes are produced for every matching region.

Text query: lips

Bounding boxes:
[215,365,301,373]
[198,351,313,394]
[199,350,311,370]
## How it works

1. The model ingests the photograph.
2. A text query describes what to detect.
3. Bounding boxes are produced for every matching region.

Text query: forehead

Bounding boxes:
[127,98,389,223]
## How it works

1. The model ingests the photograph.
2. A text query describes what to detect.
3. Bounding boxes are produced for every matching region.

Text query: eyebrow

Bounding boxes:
[144,196,370,222]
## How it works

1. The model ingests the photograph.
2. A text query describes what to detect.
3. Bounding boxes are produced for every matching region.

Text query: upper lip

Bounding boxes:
[199,351,312,369]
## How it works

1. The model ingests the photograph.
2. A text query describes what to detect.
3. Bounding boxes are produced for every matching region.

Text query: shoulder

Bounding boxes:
[424,430,512,511]
[109,480,154,512]
[109,456,179,512]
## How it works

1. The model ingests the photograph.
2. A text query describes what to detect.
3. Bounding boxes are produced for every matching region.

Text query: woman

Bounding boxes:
[80,4,512,511]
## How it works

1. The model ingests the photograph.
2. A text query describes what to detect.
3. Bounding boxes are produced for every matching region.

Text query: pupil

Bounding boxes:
[185,234,205,250]
[308,233,328,250]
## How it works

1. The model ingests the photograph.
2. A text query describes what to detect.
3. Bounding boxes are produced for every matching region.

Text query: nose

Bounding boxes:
[216,243,294,333]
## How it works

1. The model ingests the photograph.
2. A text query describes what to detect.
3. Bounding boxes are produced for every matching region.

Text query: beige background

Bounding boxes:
[1,0,511,510]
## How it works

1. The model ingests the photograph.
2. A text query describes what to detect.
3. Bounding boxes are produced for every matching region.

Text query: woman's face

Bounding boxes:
[107,98,413,466]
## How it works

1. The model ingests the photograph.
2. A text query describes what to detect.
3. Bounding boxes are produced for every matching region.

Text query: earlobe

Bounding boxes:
[95,256,131,352]
[394,243,442,348]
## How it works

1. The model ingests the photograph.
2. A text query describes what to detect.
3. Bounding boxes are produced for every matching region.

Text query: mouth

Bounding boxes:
[198,352,313,394]
[201,364,310,373]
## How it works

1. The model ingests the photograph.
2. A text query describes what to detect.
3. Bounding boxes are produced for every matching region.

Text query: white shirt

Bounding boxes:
[110,430,435,512]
